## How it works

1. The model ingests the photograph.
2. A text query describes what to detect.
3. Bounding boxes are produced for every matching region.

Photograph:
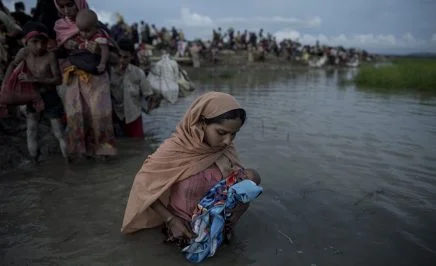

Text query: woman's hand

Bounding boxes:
[64,39,78,50]
[85,41,101,54]
[167,216,194,239]
[228,202,249,225]
[149,199,193,238]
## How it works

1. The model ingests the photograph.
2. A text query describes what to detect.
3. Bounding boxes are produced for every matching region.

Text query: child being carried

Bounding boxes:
[68,9,109,74]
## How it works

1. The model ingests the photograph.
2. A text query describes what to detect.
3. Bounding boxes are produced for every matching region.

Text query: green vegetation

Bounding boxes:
[354,58,436,93]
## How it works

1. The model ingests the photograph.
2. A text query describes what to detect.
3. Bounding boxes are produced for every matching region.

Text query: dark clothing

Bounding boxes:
[131,27,139,44]
[112,113,144,138]
[172,28,178,40]
[111,24,127,42]
[33,0,59,39]
[11,11,32,27]
[27,89,63,119]
[141,26,150,44]
[250,34,257,46]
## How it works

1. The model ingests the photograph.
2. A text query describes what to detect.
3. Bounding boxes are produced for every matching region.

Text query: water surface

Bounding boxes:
[1,68,435,266]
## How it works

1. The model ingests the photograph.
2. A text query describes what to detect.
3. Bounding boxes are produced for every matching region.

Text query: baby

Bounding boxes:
[75,9,109,73]
[244,168,261,185]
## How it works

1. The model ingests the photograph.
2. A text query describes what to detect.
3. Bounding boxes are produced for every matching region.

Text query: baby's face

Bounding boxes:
[78,25,97,40]
[76,16,97,40]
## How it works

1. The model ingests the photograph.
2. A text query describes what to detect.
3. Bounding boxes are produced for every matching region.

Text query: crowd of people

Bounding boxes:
[0,2,266,263]
[109,18,373,68]
[0,0,375,165]
[0,1,165,164]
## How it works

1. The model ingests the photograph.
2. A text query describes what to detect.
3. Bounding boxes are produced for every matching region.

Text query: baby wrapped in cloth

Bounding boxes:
[183,168,263,263]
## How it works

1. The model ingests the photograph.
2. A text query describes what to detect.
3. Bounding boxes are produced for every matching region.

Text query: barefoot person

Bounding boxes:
[54,0,116,159]
[2,21,67,163]
[121,92,261,252]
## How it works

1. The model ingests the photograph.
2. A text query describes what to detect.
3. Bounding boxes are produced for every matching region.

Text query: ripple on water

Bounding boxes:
[1,68,436,265]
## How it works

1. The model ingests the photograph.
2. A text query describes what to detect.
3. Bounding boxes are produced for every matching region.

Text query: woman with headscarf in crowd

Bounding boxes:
[54,0,116,159]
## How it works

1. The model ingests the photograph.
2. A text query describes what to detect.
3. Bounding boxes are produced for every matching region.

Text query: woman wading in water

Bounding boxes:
[122,92,261,250]
[54,0,116,159]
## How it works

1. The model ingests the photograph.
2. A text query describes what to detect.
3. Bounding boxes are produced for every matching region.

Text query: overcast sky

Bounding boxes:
[8,0,436,54]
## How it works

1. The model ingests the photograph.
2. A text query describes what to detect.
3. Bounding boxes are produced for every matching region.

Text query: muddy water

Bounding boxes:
[1,68,436,266]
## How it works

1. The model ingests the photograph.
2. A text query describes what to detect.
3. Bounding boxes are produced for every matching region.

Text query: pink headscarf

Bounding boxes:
[53,0,89,46]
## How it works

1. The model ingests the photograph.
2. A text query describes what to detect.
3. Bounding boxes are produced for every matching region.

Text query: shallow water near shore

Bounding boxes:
[1,67,436,266]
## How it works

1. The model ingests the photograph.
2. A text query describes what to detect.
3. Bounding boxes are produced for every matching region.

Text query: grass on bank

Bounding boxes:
[354,58,436,93]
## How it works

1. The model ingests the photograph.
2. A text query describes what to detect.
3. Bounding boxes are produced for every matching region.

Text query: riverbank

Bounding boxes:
[153,49,375,69]
[354,58,436,93]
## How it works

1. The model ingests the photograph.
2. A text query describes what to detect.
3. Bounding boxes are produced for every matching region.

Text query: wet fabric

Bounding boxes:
[112,113,144,138]
[26,89,64,119]
[68,50,101,74]
[62,66,116,156]
[182,169,263,263]
[110,64,153,123]
[54,0,116,157]
[168,165,223,222]
[0,61,44,118]
[121,92,243,233]
[147,54,179,104]
[162,165,236,250]
[178,68,195,97]
[123,116,144,138]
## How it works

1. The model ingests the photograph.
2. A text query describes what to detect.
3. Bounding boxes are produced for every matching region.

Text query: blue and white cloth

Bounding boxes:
[182,174,263,263]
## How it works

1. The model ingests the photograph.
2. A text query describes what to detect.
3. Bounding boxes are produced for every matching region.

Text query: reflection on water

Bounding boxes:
[1,68,436,266]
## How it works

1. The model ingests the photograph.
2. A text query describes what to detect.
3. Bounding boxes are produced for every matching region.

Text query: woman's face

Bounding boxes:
[203,118,243,148]
[57,0,78,20]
